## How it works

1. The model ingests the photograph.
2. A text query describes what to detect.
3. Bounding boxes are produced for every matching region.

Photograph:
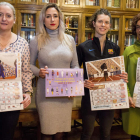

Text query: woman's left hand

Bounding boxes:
[119,72,128,83]
[21,94,31,108]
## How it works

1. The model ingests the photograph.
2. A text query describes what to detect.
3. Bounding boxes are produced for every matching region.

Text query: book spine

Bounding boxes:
[31,15,34,26]
[125,19,128,30]
[114,18,118,30]
[107,0,112,7]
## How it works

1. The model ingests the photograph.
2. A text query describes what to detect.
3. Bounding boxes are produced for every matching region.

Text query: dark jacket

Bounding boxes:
[76,37,120,106]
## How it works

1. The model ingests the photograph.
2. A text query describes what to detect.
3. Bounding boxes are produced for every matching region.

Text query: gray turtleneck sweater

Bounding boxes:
[30,28,79,134]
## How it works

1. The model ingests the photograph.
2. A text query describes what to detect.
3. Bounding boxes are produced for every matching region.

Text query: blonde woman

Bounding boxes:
[30,3,79,140]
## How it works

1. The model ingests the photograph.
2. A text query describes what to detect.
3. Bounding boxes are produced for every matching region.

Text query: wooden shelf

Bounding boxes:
[21,26,36,29]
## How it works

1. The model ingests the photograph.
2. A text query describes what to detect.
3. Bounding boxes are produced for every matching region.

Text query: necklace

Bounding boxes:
[0,33,12,48]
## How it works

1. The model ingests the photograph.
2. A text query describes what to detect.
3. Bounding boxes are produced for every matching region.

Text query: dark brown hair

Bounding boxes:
[132,13,140,36]
[88,8,112,29]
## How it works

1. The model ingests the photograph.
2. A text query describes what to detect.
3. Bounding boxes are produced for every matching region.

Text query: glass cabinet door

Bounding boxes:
[126,0,139,9]
[20,13,36,43]
[64,15,79,45]
[41,0,57,4]
[107,18,119,45]
[107,0,120,8]
[65,0,80,5]
[85,16,93,41]
[85,0,100,6]
[124,18,136,47]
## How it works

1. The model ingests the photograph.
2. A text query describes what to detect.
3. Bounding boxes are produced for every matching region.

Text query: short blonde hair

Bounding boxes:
[38,3,72,51]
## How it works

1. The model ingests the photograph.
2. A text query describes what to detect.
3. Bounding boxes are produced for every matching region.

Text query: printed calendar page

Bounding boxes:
[45,69,84,97]
[86,56,129,110]
[133,58,140,107]
[0,53,23,112]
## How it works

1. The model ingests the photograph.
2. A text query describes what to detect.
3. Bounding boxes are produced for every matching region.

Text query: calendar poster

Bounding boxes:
[45,69,84,97]
[86,56,129,110]
[0,53,23,112]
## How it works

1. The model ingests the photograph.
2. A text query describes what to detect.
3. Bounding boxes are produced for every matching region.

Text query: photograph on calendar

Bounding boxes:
[86,56,125,83]
[0,53,21,80]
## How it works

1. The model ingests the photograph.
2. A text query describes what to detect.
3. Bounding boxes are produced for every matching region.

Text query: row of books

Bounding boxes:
[20,0,36,1]
[65,0,79,5]
[85,32,93,40]
[65,16,78,28]
[108,34,118,45]
[65,29,78,45]
[86,0,99,6]
[107,0,120,8]
[111,18,119,30]
[21,14,36,27]
[126,0,139,8]
[21,31,36,43]
[42,0,57,3]
[125,19,132,30]
[125,34,137,46]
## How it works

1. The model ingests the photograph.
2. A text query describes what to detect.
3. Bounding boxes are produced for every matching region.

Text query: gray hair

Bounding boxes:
[0,2,16,19]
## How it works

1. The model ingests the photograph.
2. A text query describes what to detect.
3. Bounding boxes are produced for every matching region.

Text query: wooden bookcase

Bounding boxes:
[10,0,140,54]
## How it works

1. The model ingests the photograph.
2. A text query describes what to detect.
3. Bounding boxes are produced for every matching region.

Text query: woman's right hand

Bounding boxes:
[39,66,48,78]
[129,97,135,108]
[84,79,94,90]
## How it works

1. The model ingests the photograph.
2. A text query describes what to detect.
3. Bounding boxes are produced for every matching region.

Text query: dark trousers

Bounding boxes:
[80,95,114,140]
[0,110,20,140]
[131,135,140,140]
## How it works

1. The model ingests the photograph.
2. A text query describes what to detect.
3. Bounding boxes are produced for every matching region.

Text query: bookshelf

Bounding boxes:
[10,0,140,55]
[107,16,122,47]
[39,0,59,5]
[104,0,123,10]
[121,16,137,53]
[82,14,93,42]
[83,0,102,8]
[17,0,37,4]
[63,13,81,45]
[62,0,82,7]
[124,0,140,10]
[17,10,39,43]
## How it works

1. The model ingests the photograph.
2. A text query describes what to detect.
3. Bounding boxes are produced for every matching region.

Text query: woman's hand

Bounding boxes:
[129,97,135,108]
[84,79,94,90]
[21,94,31,108]
[120,72,128,83]
[39,66,48,78]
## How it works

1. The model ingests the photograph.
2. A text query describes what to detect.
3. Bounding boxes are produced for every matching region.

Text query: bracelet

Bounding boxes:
[25,92,33,97]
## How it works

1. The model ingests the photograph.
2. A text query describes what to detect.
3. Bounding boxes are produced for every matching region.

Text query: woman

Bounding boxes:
[77,8,127,140]
[122,13,140,140]
[0,2,32,140]
[30,3,79,140]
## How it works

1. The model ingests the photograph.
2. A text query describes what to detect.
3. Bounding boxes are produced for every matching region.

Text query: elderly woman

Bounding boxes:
[30,3,79,140]
[122,13,140,140]
[0,2,32,139]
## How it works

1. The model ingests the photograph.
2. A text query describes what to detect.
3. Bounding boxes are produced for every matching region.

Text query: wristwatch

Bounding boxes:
[25,91,33,97]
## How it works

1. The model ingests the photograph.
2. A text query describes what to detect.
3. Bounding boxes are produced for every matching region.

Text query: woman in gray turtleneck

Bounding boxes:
[30,3,79,140]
